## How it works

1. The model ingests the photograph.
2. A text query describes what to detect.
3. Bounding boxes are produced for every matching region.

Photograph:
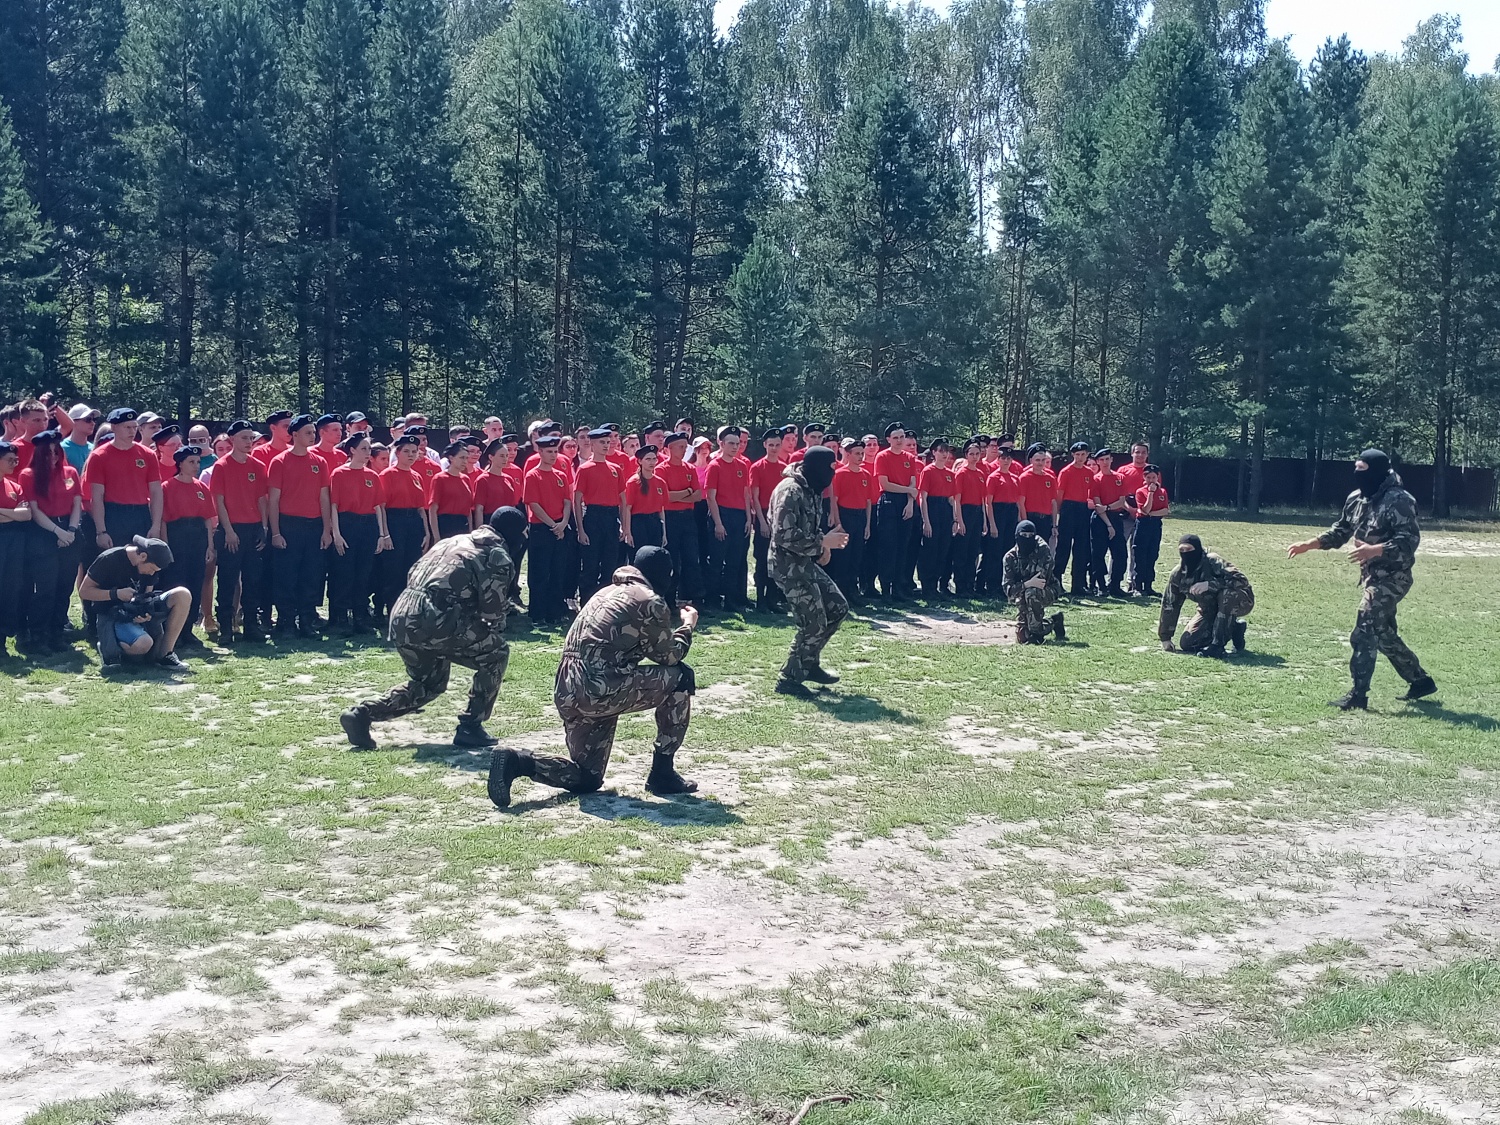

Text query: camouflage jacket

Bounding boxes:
[1159,552,1252,640]
[1002,541,1061,602]
[767,463,821,570]
[1316,474,1420,578]
[557,567,692,698]
[388,526,514,651]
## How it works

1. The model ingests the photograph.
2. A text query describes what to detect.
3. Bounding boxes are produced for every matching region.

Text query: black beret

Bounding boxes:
[761,428,782,442]
[535,434,561,448]
[664,431,689,446]
[315,413,341,429]
[884,421,905,437]
[151,426,182,445]
[393,434,421,448]
[500,433,521,444]
[802,421,826,434]
[288,414,315,433]
[1069,441,1090,453]
[265,410,293,426]
[587,427,612,440]
[404,425,427,436]
[227,420,256,436]
[106,408,137,424]
[344,411,367,424]
[173,445,203,464]
[644,420,668,432]
[443,441,467,458]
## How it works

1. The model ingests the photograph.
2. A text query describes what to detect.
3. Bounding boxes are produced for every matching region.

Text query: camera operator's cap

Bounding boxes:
[344,411,367,425]
[69,403,101,422]
[1069,440,1091,453]
[315,413,341,430]
[265,410,293,427]
[173,445,203,464]
[393,434,420,449]
[287,414,315,434]
[663,431,689,446]
[587,427,612,440]
[883,421,905,437]
[106,408,137,425]
[137,412,161,426]
[535,434,561,448]
[226,419,258,436]
[132,535,175,568]
[151,426,181,445]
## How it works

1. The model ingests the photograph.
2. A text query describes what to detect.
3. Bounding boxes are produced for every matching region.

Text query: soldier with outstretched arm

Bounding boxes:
[1288,449,1437,710]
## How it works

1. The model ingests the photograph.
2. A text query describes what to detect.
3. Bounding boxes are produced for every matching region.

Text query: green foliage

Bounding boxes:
[0,96,51,380]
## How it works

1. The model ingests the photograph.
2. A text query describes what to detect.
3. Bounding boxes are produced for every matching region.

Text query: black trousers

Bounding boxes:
[24,523,75,638]
[1025,511,1055,541]
[694,500,712,573]
[437,513,470,540]
[0,524,25,641]
[952,504,983,595]
[664,509,703,602]
[833,507,867,601]
[215,522,266,632]
[901,500,921,591]
[275,515,325,621]
[528,522,567,621]
[103,501,151,547]
[331,512,379,621]
[982,502,1018,593]
[1055,500,1091,591]
[1091,510,1128,591]
[876,494,915,596]
[753,524,780,606]
[918,496,954,594]
[163,517,209,627]
[860,503,880,595]
[1132,516,1163,592]
[708,507,749,606]
[630,512,664,550]
[580,506,620,599]
[381,508,425,613]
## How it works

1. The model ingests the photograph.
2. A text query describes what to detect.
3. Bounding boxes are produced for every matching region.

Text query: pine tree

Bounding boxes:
[0,96,52,389]
[719,230,804,427]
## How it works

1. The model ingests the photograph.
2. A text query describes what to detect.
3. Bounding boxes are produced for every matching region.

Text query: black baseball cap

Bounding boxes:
[344,411,367,425]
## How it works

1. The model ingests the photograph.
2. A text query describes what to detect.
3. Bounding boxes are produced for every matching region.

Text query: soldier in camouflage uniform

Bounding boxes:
[340,508,527,750]
[768,447,849,695]
[1289,449,1437,710]
[1002,520,1065,643]
[1158,534,1254,657]
[488,545,700,807]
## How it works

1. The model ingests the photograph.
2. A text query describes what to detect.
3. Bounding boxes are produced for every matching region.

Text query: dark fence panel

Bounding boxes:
[1163,456,1497,513]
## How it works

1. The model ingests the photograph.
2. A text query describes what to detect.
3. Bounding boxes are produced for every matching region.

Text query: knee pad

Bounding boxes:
[675,662,697,696]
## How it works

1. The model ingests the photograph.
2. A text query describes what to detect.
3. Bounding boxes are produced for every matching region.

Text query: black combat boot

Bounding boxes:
[1050,613,1067,642]
[1196,643,1227,659]
[1400,676,1437,701]
[1231,620,1247,652]
[775,677,813,697]
[805,665,840,685]
[645,750,698,796]
[1330,689,1369,711]
[487,748,533,809]
[340,707,377,749]
[454,718,499,748]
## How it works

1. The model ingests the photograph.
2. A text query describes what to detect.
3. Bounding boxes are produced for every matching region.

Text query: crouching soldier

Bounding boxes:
[488,545,700,807]
[1003,520,1065,644]
[340,507,527,750]
[1158,534,1253,657]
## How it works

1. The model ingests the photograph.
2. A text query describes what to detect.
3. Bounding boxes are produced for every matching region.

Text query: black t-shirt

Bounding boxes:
[86,546,157,598]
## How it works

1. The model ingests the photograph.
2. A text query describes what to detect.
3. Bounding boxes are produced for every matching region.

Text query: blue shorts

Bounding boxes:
[114,621,150,647]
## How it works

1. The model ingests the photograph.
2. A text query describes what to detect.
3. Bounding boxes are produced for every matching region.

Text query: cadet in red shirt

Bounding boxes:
[625,444,668,550]
[1131,464,1169,597]
[267,415,332,635]
[474,437,522,521]
[87,409,164,550]
[704,427,753,611]
[574,428,626,599]
[328,432,388,632]
[522,434,571,624]
[657,432,704,604]
[160,446,217,642]
[210,421,272,642]
[152,426,184,481]
[251,411,293,469]
[749,429,786,610]
[1016,443,1058,544]
[1115,441,1150,589]
[951,437,989,597]
[1089,447,1130,596]
[377,435,429,617]
[829,438,875,601]
[981,449,1021,590]
[17,431,82,648]
[0,443,35,652]
[405,426,442,492]
[428,442,477,541]
[917,441,960,596]
[874,423,920,600]
[1054,441,1095,595]
[314,414,347,468]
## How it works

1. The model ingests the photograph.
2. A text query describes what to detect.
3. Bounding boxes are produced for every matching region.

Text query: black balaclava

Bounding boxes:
[1354,448,1391,498]
[487,506,528,561]
[801,445,838,494]
[1015,519,1037,557]
[1178,533,1205,574]
[634,545,676,607]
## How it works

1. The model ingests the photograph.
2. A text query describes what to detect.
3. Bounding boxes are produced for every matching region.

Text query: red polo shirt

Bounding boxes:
[523,464,569,523]
[1,476,23,508]
[1117,462,1147,495]
[474,470,520,514]
[251,440,289,470]
[162,475,216,523]
[429,472,476,516]
[330,465,384,515]
[832,465,874,510]
[657,460,697,512]
[576,460,625,507]
[268,449,328,519]
[1093,469,1127,507]
[1018,467,1057,516]
[317,444,348,469]
[210,455,269,524]
[19,465,81,520]
[955,463,988,506]
[86,442,156,505]
[705,456,751,509]
[750,456,785,511]
[1136,484,1170,516]
[1057,461,1094,503]
[919,463,958,498]
[986,467,1020,506]
[874,448,917,491]
[380,466,427,510]
[627,473,667,515]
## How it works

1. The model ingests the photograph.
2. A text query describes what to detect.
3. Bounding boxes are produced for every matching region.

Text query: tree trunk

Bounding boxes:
[177,239,194,424]
[296,268,311,413]
[1248,337,1268,516]
[85,282,100,400]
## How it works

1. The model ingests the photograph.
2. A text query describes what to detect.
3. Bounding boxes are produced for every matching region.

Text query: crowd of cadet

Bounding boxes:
[0,395,1439,716]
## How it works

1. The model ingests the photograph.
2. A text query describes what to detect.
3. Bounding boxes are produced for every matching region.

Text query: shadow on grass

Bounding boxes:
[1226,651,1287,668]
[502,788,742,826]
[807,690,916,724]
[412,743,491,771]
[1401,701,1500,733]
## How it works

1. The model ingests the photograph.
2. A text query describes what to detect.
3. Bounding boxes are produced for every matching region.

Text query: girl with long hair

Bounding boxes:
[18,431,80,651]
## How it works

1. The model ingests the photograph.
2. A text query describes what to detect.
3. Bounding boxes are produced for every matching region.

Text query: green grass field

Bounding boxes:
[1,513,1498,1125]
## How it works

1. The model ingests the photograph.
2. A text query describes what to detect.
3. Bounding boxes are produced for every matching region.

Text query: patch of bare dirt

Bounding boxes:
[1419,535,1500,558]
[866,609,1019,645]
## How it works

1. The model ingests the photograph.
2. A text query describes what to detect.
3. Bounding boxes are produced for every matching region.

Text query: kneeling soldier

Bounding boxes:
[341,507,526,750]
[1003,520,1065,643]
[1158,534,1253,658]
[489,545,700,807]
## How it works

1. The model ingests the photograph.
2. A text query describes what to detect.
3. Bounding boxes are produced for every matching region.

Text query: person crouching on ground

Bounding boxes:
[1003,520,1065,644]
[1157,534,1253,658]
[78,535,193,672]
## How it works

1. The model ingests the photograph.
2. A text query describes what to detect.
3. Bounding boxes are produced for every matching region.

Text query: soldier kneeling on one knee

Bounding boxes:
[78,535,194,673]
[1158,534,1253,658]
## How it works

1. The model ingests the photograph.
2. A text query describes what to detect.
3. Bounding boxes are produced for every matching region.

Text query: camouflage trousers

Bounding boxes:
[1350,569,1427,691]
[1014,587,1057,638]
[362,642,510,724]
[527,657,694,791]
[771,558,848,680]
[1179,590,1255,652]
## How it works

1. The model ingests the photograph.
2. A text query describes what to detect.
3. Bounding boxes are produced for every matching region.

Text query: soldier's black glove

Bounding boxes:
[675,662,697,696]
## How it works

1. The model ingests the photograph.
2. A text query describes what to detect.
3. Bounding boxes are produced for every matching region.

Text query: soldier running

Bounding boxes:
[1157,534,1253,657]
[340,507,527,750]
[488,545,700,806]
[1288,449,1437,710]
[768,446,849,696]
[1003,520,1065,644]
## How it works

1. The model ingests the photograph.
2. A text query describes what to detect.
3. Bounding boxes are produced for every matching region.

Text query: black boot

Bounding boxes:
[340,707,377,750]
[295,616,321,639]
[805,665,840,685]
[487,748,532,809]
[454,718,499,748]
[775,677,813,697]
[1231,620,1247,652]
[1330,689,1369,711]
[645,750,698,796]
[1196,644,1228,659]
[1050,613,1066,642]
[1400,676,1438,701]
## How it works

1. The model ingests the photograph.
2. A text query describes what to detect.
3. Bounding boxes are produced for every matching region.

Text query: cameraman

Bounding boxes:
[78,535,193,673]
